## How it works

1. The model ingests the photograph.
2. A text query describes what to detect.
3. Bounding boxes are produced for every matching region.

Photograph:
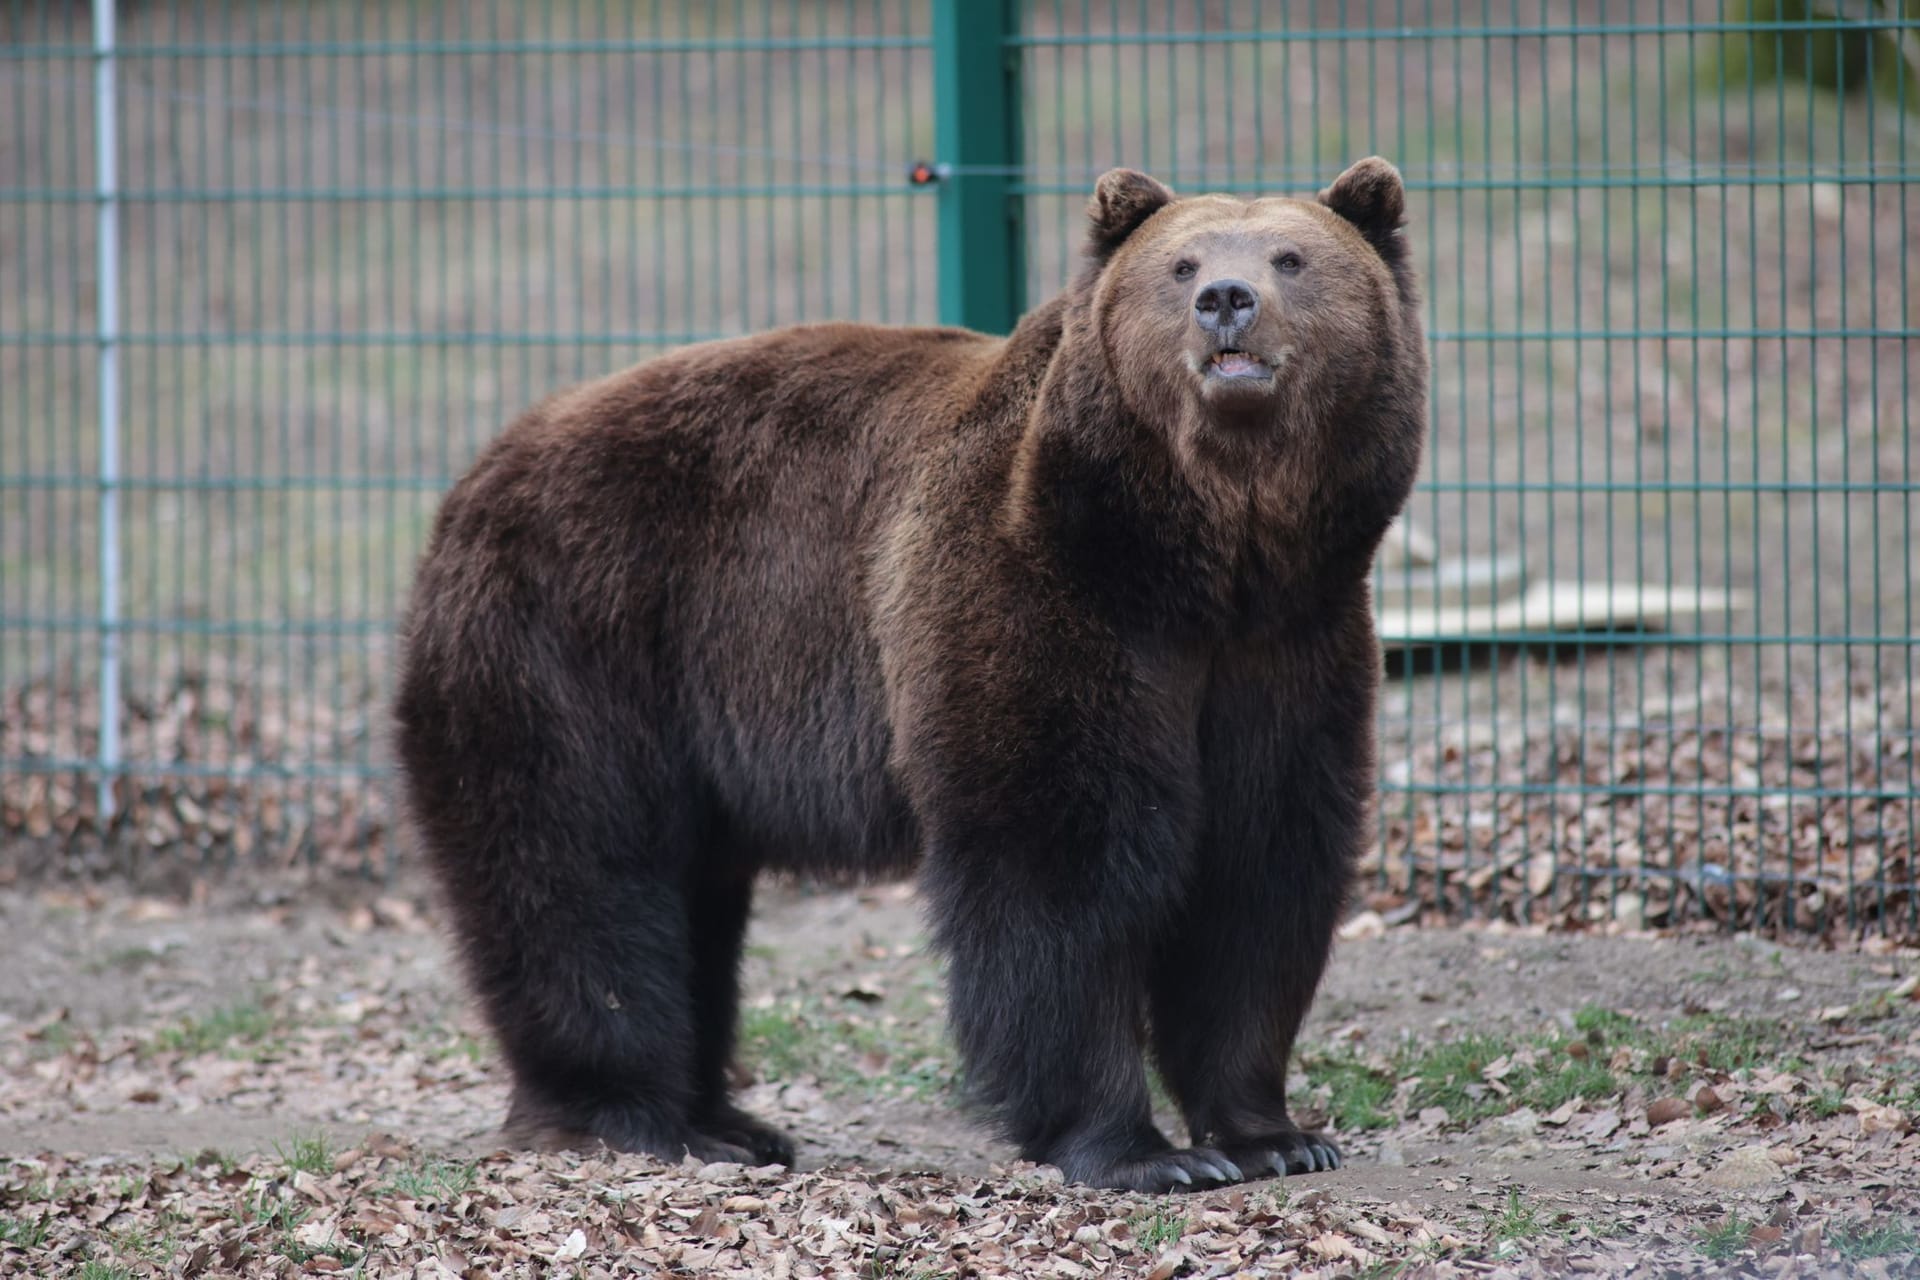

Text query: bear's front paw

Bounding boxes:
[1055,1144,1247,1193]
[1221,1128,1342,1177]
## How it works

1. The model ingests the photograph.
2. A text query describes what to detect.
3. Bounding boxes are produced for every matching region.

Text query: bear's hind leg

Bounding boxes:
[482,867,757,1164]
[406,705,751,1163]
[686,869,795,1167]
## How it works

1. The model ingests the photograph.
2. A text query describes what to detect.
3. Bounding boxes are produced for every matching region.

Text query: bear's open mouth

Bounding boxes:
[1204,349,1271,380]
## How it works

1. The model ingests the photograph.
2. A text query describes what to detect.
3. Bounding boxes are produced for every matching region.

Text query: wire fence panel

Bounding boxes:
[1014,0,1916,934]
[1,1,937,879]
[1,1,1914,933]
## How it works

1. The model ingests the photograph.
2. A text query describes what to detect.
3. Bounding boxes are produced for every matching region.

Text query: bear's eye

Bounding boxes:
[1173,259,1197,281]
[1274,253,1304,274]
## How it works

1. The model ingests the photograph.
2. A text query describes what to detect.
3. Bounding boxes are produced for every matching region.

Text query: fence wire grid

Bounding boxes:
[1,1,1915,935]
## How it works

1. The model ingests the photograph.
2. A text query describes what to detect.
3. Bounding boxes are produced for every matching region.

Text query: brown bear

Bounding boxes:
[394,158,1426,1192]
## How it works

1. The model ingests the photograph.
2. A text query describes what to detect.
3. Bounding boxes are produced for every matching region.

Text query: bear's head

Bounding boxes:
[1078,158,1424,473]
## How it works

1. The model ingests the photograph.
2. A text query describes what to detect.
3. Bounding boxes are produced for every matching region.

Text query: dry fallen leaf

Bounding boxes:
[1646,1097,1691,1128]
[1849,1099,1909,1136]
[1703,1147,1788,1190]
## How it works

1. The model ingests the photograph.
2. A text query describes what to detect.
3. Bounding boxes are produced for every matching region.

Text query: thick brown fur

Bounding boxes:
[395,158,1427,1192]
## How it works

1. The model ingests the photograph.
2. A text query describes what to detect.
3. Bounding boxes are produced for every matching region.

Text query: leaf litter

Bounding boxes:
[2,880,1917,1277]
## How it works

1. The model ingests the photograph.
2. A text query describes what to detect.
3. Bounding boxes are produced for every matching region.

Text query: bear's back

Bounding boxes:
[406,320,1024,876]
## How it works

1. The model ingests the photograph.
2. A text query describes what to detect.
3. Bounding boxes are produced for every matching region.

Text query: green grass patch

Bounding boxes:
[1894,1071,1920,1113]
[1572,1005,1637,1042]
[1686,962,1737,985]
[1358,1245,1454,1280]
[381,1160,478,1201]
[283,1231,360,1267]
[860,1260,955,1280]
[415,1017,491,1064]
[102,1218,187,1266]
[29,1018,78,1059]
[1485,1189,1548,1243]
[0,1217,50,1248]
[738,990,956,1101]
[1695,1213,1755,1261]
[1128,1208,1187,1249]
[1829,1216,1920,1262]
[273,1131,333,1176]
[442,1030,490,1063]
[236,1178,359,1265]
[1302,1050,1397,1131]
[76,1263,134,1280]
[1525,1056,1623,1111]
[1669,1014,1781,1074]
[1401,1034,1515,1123]
[1290,1000,1824,1136]
[146,1000,279,1058]
[243,1185,309,1234]
[1560,1008,1800,1087]
[740,1005,812,1081]
[93,946,168,974]
[1305,1028,1626,1132]
[188,1148,242,1176]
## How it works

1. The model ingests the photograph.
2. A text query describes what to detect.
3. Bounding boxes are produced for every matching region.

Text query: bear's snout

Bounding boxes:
[1191,275,1280,391]
[1193,277,1259,341]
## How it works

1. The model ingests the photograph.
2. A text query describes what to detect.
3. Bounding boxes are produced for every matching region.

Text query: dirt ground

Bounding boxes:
[2,876,1916,1278]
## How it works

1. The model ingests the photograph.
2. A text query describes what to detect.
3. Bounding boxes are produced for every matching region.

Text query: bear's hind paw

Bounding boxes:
[696,1103,796,1168]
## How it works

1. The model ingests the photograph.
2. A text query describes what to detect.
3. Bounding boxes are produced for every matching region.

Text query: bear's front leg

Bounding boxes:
[1148,857,1348,1181]
[1146,647,1375,1180]
[924,843,1247,1192]
[907,685,1250,1192]
[890,552,1248,1191]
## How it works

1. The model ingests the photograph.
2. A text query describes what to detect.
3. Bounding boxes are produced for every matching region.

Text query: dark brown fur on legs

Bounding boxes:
[395,158,1427,1191]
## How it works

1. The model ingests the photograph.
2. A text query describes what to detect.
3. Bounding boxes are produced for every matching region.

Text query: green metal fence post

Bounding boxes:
[931,0,1024,334]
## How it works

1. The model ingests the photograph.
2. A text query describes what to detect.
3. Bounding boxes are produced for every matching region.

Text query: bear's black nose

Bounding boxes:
[1193,278,1258,336]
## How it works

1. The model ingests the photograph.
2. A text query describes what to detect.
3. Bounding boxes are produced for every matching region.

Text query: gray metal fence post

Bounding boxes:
[93,0,120,818]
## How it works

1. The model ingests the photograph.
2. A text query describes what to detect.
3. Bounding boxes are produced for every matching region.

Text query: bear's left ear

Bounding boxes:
[1319,156,1407,263]
[1085,168,1176,262]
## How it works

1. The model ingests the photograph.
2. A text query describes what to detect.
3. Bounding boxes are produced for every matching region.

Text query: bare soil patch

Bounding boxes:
[3,878,1916,1277]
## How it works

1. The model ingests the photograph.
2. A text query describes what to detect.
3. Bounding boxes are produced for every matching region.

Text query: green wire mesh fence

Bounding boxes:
[1,2,1914,935]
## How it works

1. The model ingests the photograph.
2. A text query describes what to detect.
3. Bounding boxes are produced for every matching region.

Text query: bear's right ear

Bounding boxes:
[1085,168,1176,262]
